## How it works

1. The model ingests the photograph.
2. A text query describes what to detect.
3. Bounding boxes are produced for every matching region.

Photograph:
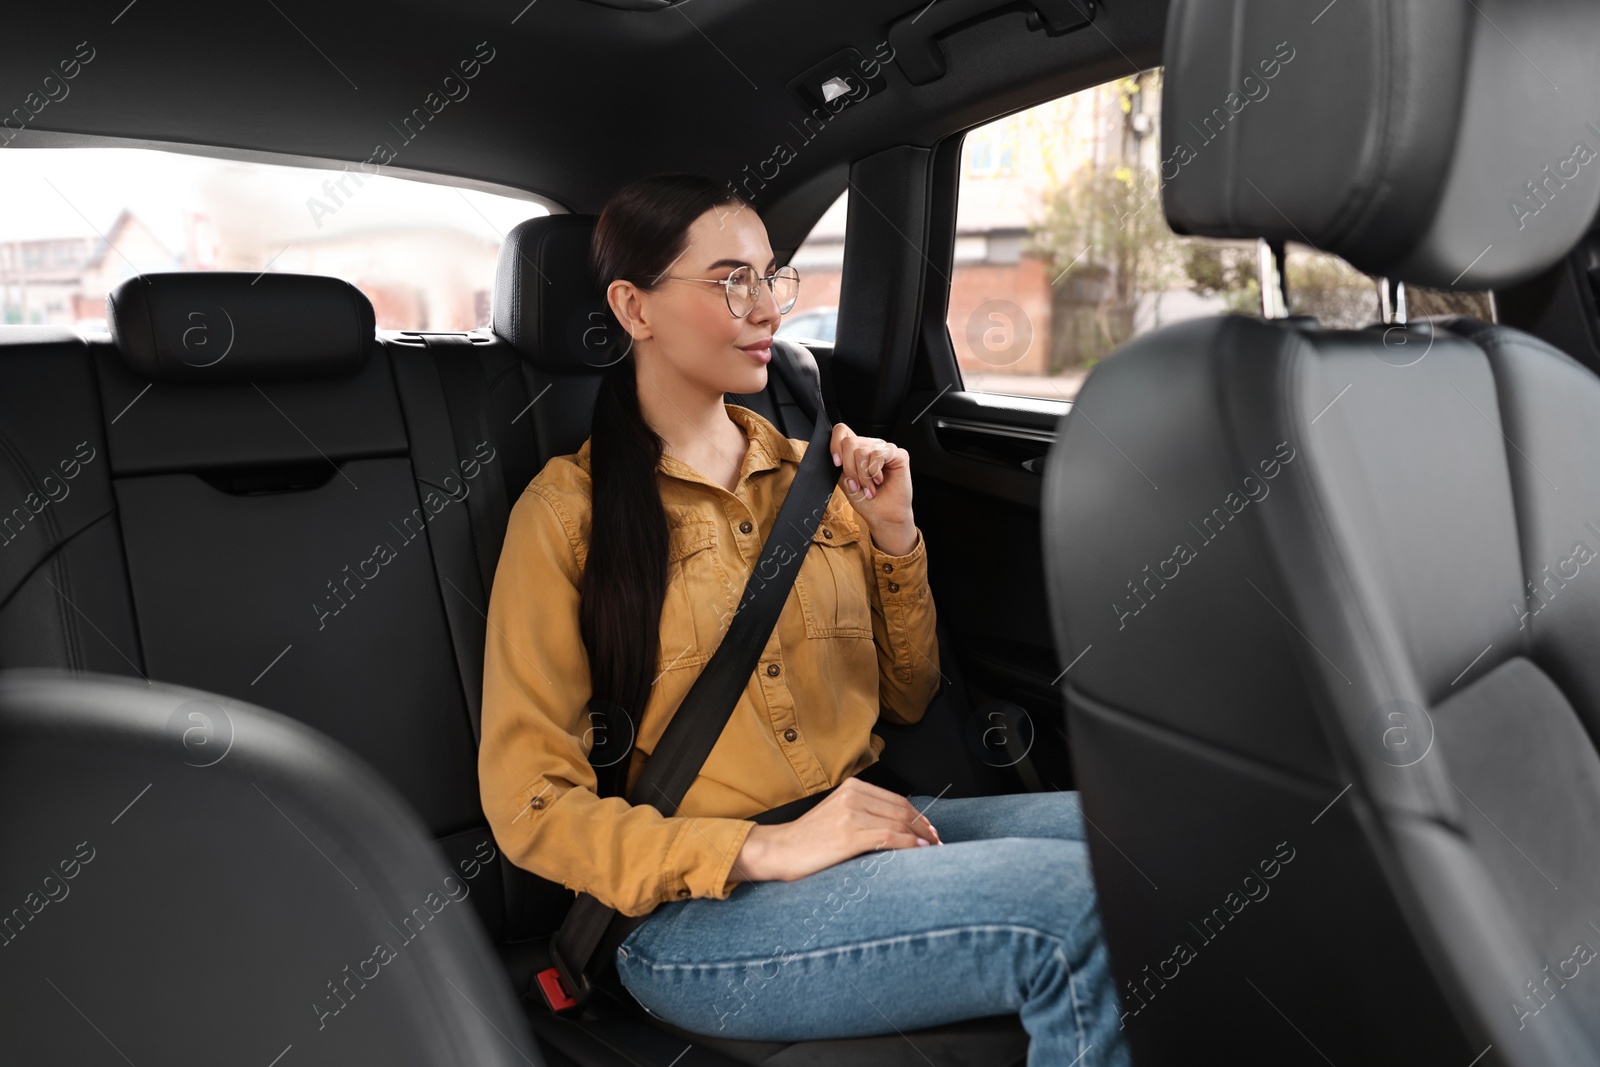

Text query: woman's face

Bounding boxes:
[612,202,783,399]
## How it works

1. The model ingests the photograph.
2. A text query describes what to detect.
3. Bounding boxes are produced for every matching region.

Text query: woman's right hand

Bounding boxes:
[730,777,942,884]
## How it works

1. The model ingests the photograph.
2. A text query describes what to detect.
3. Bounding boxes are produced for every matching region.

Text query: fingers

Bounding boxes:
[829,422,852,468]
[840,779,941,845]
[901,800,940,845]
[835,435,895,501]
[830,425,871,500]
[859,446,886,488]
[832,426,864,498]
[867,829,929,852]
[857,797,938,845]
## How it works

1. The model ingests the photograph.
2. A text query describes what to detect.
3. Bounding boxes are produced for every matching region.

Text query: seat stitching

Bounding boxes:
[486,358,520,389]
[49,551,82,671]
[0,424,66,548]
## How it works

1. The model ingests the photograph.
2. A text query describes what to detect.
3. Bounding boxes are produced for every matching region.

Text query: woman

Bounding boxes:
[479,173,1129,1066]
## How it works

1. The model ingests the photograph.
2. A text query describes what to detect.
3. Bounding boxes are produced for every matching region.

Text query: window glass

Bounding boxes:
[1281,245,1375,326]
[1391,284,1496,322]
[949,72,1494,401]
[776,189,845,346]
[1280,245,1496,324]
[0,146,544,331]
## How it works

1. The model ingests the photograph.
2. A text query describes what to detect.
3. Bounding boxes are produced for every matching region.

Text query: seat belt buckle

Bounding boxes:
[533,966,581,1015]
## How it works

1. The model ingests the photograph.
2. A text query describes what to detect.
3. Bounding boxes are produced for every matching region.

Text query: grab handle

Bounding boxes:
[888,0,1095,85]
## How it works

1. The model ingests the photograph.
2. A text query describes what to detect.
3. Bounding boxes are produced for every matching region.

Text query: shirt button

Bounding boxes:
[766,663,781,677]
[882,562,894,572]
[783,728,797,742]
[529,795,546,810]
[823,527,832,539]
[887,581,899,592]
[677,888,691,899]
[740,520,753,533]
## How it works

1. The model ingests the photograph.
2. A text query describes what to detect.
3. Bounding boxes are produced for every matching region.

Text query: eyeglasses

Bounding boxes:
[659,264,801,317]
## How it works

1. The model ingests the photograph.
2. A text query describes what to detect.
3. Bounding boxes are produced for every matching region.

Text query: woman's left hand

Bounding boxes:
[829,422,916,552]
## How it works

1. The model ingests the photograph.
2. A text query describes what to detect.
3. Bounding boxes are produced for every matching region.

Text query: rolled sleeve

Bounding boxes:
[479,483,757,918]
[662,817,758,903]
[867,524,940,725]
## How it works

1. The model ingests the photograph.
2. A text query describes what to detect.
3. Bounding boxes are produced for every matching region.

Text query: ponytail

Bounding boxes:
[580,174,743,796]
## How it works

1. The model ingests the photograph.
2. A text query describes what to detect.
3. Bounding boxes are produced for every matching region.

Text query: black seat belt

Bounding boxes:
[535,342,843,1013]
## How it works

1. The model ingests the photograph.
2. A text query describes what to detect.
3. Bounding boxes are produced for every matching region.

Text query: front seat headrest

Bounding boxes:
[1160,0,1600,289]
[492,214,620,375]
[107,272,375,382]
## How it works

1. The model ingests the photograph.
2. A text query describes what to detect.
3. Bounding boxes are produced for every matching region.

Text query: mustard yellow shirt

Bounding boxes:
[479,402,940,917]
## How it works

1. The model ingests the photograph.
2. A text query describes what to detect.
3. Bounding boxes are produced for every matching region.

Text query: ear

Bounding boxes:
[608,279,652,343]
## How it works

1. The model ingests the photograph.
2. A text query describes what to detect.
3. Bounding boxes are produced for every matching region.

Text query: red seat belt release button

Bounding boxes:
[535,966,579,1013]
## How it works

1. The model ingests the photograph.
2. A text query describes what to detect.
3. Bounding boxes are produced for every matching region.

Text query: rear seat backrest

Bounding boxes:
[0,272,545,949]
[99,274,486,835]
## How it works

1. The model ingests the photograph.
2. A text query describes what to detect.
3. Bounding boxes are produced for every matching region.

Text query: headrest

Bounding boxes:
[1160,0,1600,289]
[107,272,374,381]
[493,214,617,374]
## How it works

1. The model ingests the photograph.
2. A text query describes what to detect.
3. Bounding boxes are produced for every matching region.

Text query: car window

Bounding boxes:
[781,190,844,344]
[776,309,836,344]
[1280,244,1495,325]
[0,146,545,331]
[948,72,1494,402]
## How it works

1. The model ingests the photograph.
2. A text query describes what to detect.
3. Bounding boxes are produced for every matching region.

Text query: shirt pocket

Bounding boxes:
[657,516,730,673]
[796,513,874,639]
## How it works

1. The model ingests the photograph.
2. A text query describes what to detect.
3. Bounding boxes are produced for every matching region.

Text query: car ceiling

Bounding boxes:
[5,0,1166,250]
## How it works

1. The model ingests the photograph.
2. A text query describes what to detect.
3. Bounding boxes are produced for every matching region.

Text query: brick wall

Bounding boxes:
[784,256,1054,379]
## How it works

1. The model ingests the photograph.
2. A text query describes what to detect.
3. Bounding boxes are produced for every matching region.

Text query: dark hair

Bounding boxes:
[582,173,743,797]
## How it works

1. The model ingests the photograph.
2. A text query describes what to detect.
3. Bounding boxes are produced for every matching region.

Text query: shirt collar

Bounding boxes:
[573,402,804,487]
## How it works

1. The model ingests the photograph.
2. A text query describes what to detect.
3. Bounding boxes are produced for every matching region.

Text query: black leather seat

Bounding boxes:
[0,269,564,1060]
[0,266,574,948]
[1044,2,1600,1065]
[0,668,537,1066]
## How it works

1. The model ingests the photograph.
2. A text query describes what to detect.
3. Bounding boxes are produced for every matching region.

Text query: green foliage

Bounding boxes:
[1406,286,1494,321]
[1041,170,1156,286]
[1184,243,1260,314]
[1029,159,1183,366]
[1283,252,1376,327]
[1021,71,1189,368]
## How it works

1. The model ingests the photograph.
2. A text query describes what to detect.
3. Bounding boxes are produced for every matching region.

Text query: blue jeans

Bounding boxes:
[614,790,1131,1067]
